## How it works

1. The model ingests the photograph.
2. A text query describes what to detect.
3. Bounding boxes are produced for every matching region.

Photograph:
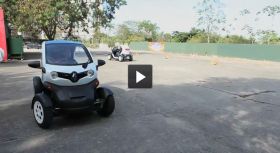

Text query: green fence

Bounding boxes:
[129,42,149,51]
[165,42,219,55]
[129,42,280,62]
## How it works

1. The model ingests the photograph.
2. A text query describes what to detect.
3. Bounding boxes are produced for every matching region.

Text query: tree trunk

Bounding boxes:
[42,23,57,40]
[206,25,210,43]
[45,18,57,40]
[267,35,272,45]
[44,32,54,40]
[45,31,56,40]
[66,22,74,39]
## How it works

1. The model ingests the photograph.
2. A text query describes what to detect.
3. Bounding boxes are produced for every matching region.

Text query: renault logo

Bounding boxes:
[71,72,78,82]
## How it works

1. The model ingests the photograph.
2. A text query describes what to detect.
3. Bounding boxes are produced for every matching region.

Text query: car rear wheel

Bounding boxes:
[129,55,133,61]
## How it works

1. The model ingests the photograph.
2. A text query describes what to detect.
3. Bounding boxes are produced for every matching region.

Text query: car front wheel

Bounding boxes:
[32,95,53,129]
[97,96,115,117]
[118,55,123,62]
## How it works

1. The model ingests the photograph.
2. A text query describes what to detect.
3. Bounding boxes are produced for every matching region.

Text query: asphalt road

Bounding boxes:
[1,51,280,153]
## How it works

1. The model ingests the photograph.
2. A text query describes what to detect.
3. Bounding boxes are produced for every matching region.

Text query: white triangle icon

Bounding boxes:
[136,71,146,83]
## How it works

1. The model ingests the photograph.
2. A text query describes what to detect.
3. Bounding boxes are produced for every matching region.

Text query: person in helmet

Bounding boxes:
[112,45,122,57]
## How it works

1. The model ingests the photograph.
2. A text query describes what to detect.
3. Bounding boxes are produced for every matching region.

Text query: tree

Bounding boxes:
[261,5,280,44]
[16,0,65,40]
[92,31,107,43]
[115,20,160,44]
[116,24,130,44]
[219,35,251,44]
[90,0,126,37]
[60,1,89,39]
[1,0,126,40]
[171,28,204,42]
[188,33,208,43]
[242,25,256,44]
[116,21,143,44]
[163,33,172,42]
[240,9,251,16]
[262,5,280,20]
[239,9,258,44]
[1,0,19,26]
[138,20,159,41]
[91,0,126,29]
[194,0,226,43]
[259,30,279,44]
[171,31,190,42]
[1,0,89,40]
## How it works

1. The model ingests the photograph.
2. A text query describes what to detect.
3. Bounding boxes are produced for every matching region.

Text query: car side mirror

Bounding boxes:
[97,59,106,67]
[28,61,41,69]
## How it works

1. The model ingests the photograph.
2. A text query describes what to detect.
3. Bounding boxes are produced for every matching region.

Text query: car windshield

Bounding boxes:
[46,43,92,65]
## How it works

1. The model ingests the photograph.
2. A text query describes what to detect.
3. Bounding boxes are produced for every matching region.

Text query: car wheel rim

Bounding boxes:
[33,101,44,124]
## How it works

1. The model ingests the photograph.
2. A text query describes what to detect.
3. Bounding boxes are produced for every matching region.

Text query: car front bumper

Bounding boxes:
[45,79,99,109]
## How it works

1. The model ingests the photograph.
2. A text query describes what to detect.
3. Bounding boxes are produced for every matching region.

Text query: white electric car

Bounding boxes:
[28,40,115,129]
[108,45,133,62]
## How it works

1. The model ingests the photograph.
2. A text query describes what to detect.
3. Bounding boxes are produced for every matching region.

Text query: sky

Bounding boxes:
[112,0,280,36]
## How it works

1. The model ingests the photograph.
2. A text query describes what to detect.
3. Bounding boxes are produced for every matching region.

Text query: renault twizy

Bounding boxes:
[108,45,133,62]
[28,40,115,129]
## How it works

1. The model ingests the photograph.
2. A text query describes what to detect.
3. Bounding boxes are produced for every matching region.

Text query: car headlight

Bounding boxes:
[50,71,58,79]
[87,70,94,77]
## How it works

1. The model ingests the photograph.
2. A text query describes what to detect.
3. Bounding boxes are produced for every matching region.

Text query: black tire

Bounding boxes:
[33,77,44,94]
[118,55,124,62]
[32,95,53,129]
[129,55,133,61]
[97,96,115,117]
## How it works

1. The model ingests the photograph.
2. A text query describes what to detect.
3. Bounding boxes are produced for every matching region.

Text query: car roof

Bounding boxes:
[45,40,82,45]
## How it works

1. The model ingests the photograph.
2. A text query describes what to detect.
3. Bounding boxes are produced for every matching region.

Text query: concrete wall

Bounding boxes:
[129,42,280,62]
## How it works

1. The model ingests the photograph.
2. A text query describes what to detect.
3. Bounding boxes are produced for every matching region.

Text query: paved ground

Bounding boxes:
[1,51,280,153]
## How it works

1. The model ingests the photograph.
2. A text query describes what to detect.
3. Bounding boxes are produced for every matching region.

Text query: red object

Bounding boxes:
[0,8,7,62]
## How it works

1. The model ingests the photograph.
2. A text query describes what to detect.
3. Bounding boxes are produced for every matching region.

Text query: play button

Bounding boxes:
[128,65,153,88]
[136,71,146,83]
